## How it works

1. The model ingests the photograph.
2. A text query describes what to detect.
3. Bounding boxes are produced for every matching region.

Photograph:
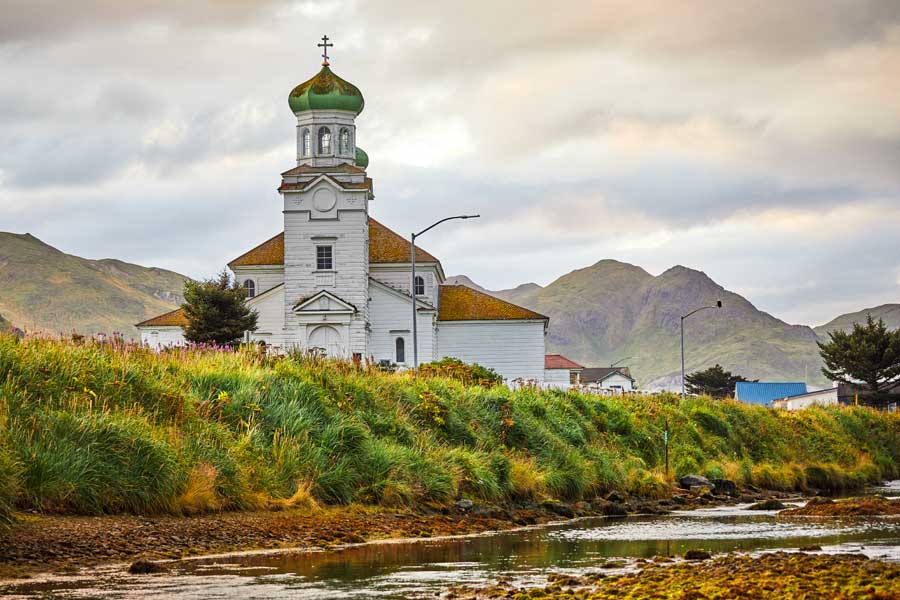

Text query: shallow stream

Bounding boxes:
[3,495,900,599]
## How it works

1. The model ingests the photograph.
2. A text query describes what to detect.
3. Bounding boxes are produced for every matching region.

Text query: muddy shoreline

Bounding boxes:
[0,487,774,580]
[446,551,900,599]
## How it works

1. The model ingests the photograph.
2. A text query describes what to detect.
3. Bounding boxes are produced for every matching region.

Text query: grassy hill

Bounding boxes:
[814,304,900,338]
[462,261,828,389]
[0,232,189,339]
[1,336,897,524]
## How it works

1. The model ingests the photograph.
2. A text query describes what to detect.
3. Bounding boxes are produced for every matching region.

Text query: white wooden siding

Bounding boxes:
[368,281,435,365]
[369,265,440,307]
[247,285,284,346]
[544,368,572,389]
[139,327,186,350]
[600,373,634,391]
[231,266,284,297]
[282,189,369,353]
[436,321,545,382]
[772,388,838,410]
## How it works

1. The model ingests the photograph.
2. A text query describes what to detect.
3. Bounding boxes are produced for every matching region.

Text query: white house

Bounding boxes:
[137,49,550,383]
[544,354,584,389]
[771,387,839,410]
[580,367,636,393]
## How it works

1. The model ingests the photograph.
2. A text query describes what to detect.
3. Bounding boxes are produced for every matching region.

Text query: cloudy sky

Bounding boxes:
[1,0,898,326]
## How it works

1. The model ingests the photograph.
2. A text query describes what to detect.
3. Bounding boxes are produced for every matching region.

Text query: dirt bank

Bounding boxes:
[446,551,900,599]
[0,505,550,578]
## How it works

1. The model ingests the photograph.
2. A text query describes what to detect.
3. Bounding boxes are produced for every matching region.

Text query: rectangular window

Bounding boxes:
[316,245,333,271]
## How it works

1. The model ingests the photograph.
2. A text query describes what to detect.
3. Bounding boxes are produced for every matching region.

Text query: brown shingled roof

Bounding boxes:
[228,219,440,267]
[368,218,439,264]
[229,231,285,267]
[438,285,548,322]
[136,307,188,328]
[545,354,583,370]
[281,163,365,176]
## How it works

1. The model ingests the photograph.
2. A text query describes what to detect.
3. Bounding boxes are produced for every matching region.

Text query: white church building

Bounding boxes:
[137,48,553,383]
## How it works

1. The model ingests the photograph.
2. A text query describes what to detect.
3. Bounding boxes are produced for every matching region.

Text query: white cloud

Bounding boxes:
[0,0,898,326]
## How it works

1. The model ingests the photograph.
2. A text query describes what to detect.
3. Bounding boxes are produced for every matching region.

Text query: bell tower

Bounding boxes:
[279,37,373,357]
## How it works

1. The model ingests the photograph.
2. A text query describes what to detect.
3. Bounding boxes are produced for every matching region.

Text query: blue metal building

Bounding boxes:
[734,382,808,406]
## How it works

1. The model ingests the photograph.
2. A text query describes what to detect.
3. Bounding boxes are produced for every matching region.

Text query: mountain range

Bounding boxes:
[0,232,189,338]
[447,266,899,390]
[2,231,895,389]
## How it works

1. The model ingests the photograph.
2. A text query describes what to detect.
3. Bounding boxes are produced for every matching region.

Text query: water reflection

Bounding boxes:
[3,502,899,599]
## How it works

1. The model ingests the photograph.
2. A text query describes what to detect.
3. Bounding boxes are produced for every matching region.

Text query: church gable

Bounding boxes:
[293,290,357,314]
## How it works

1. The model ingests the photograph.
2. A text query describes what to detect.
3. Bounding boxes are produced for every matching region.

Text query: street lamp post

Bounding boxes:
[680,300,722,399]
[610,356,635,368]
[411,214,480,369]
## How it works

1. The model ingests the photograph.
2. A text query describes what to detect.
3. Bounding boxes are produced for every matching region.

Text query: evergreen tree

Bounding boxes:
[182,271,258,346]
[685,364,752,398]
[818,315,900,397]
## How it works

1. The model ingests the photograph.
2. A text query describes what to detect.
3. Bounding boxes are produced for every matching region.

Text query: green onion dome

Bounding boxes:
[288,65,364,115]
[354,146,369,169]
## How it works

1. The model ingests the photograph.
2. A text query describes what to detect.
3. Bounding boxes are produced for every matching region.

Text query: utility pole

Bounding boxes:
[410,214,480,369]
[680,300,723,399]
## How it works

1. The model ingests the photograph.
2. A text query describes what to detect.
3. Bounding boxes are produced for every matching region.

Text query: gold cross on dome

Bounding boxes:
[318,35,333,66]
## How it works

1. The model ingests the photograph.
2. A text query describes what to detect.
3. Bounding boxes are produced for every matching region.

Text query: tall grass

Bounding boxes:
[1,334,899,527]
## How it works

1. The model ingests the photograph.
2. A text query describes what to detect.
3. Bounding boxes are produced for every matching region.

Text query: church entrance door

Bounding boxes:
[308,325,344,357]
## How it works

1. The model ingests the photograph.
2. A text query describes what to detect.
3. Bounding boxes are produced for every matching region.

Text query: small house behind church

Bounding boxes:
[580,367,636,393]
[544,354,584,389]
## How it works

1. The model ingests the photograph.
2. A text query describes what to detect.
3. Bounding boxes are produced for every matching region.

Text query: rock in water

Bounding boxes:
[678,474,711,489]
[541,501,575,518]
[748,499,786,510]
[128,560,167,574]
[605,491,625,503]
[711,478,738,497]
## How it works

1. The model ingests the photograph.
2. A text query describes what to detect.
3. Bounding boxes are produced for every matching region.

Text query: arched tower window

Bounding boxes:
[395,337,405,364]
[339,128,351,155]
[318,127,332,155]
[301,129,311,156]
[243,279,256,298]
[414,275,425,296]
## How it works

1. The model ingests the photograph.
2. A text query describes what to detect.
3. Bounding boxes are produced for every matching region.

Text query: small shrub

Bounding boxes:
[703,462,726,481]
[176,462,223,515]
[626,468,670,499]
[508,454,547,500]
[417,358,502,387]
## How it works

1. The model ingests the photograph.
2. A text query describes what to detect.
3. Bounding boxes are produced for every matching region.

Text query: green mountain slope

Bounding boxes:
[814,304,900,338]
[0,233,189,339]
[461,260,828,389]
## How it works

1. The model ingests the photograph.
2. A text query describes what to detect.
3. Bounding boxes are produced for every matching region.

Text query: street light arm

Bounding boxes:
[681,302,723,321]
[414,214,480,239]
[610,356,635,368]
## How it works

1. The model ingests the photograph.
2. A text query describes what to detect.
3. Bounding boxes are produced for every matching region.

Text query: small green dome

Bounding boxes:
[354,146,369,169]
[288,65,364,115]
